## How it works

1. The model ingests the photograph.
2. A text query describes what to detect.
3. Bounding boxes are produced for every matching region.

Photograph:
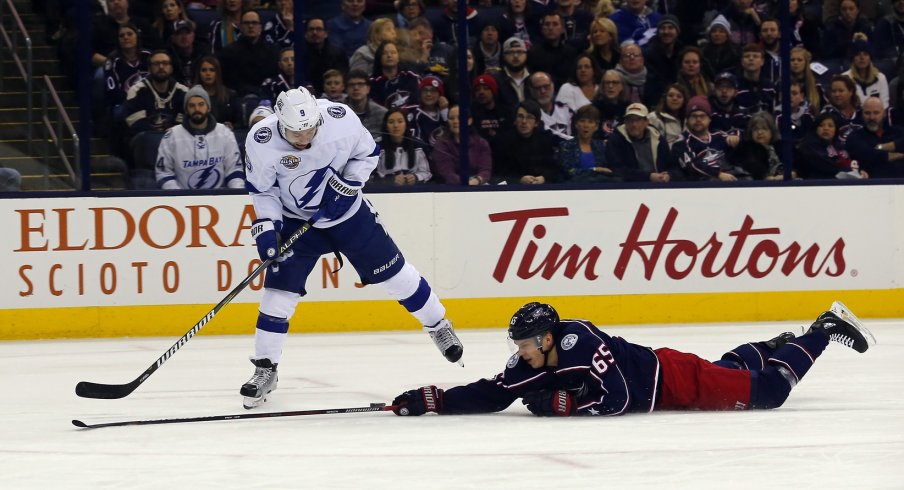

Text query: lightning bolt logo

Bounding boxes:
[196,165,217,188]
[296,167,330,210]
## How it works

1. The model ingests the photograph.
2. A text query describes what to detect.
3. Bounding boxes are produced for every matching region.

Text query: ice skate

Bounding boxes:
[425,319,464,365]
[806,301,876,353]
[240,358,278,409]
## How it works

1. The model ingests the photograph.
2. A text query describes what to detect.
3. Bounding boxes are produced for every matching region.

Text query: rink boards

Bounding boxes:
[2,185,903,339]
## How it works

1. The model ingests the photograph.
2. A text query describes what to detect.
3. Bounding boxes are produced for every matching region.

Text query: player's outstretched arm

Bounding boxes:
[392,377,522,416]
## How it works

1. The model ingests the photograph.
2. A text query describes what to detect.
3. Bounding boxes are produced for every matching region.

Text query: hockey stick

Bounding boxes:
[72,403,396,429]
[75,212,323,399]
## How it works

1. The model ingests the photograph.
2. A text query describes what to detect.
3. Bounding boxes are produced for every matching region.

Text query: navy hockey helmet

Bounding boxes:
[508,302,559,341]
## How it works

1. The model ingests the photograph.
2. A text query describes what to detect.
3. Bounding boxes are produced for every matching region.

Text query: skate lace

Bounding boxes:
[829,333,855,349]
[431,325,461,351]
[249,366,274,386]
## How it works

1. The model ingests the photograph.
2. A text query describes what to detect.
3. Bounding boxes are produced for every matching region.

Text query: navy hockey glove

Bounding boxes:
[251,219,282,261]
[392,386,444,416]
[523,390,575,417]
[320,174,363,221]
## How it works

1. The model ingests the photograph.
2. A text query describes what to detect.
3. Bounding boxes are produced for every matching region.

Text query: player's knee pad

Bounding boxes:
[380,263,422,300]
[749,368,793,410]
[259,288,301,319]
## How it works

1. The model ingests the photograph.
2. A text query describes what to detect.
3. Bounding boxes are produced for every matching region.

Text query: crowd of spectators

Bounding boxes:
[39,0,904,189]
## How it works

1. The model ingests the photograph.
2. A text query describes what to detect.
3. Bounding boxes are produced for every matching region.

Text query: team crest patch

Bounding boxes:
[560,334,578,351]
[280,154,300,169]
[506,353,519,369]
[254,127,272,143]
[327,106,346,118]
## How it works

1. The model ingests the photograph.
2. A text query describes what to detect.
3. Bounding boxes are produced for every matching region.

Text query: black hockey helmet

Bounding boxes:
[508,302,559,340]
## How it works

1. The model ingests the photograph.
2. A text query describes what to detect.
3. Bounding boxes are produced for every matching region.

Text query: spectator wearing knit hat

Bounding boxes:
[407,75,449,150]
[701,15,740,75]
[643,14,683,86]
[670,95,745,181]
[842,40,890,107]
[156,85,244,190]
[471,74,509,146]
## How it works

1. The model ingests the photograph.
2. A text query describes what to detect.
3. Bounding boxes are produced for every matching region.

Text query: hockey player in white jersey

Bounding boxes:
[241,87,463,409]
[155,85,245,190]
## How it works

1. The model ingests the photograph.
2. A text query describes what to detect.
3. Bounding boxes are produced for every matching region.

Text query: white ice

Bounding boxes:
[2,319,903,489]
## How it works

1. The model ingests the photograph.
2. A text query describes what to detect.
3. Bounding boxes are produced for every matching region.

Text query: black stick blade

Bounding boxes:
[75,380,137,399]
[72,419,88,428]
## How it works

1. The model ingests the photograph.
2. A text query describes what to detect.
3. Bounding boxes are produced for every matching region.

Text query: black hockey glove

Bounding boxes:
[392,386,444,416]
[320,174,363,221]
[523,390,575,417]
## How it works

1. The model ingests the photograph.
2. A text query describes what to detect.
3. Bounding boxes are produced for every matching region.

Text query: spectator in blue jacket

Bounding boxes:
[609,0,661,47]
[327,0,372,58]
[557,105,619,183]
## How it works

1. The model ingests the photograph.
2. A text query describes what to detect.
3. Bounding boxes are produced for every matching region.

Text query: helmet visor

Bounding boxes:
[508,334,542,355]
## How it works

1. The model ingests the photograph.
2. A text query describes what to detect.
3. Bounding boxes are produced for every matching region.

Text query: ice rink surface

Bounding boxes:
[3,318,903,489]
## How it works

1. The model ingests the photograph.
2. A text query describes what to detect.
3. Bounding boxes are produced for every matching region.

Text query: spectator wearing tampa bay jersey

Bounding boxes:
[155,85,243,190]
[239,87,464,410]
[391,301,875,417]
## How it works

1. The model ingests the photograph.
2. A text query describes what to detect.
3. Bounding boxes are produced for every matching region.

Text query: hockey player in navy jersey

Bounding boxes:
[392,301,874,417]
[241,87,463,409]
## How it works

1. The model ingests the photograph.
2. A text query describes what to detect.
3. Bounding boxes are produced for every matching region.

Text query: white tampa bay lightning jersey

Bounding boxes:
[243,99,379,228]
[155,121,244,190]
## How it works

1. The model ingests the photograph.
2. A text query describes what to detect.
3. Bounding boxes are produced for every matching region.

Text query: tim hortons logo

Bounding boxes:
[489,205,846,282]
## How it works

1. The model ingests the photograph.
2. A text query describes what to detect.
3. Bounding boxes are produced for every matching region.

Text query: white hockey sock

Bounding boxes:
[381,263,446,326]
[254,329,287,365]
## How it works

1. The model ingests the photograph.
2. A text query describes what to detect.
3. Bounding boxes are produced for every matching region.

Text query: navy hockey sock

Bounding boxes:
[766,332,829,384]
[717,343,771,370]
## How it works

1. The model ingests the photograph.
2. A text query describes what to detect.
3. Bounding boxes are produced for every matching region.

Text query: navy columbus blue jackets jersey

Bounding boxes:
[442,320,661,416]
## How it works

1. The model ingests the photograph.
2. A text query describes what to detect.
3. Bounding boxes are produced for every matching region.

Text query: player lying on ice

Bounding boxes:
[391,301,875,417]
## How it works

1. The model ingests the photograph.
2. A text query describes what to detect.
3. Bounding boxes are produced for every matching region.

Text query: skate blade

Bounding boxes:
[243,393,268,410]
[830,301,877,348]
